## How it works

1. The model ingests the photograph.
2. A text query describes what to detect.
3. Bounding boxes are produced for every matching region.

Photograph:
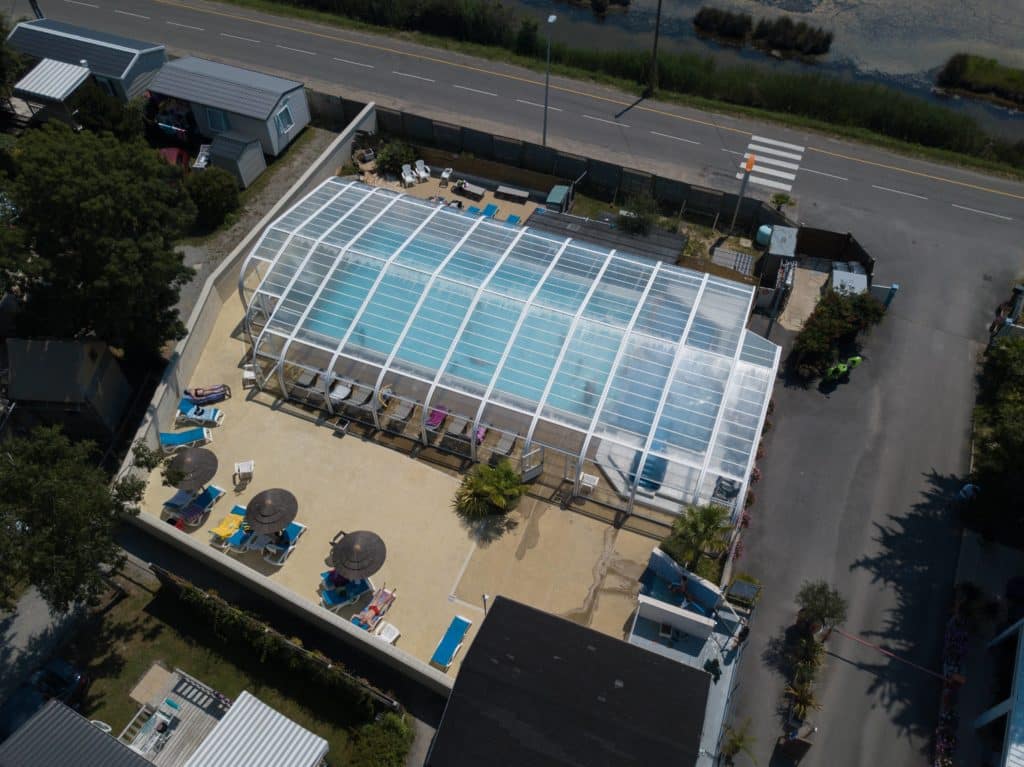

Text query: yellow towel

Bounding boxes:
[210,515,242,539]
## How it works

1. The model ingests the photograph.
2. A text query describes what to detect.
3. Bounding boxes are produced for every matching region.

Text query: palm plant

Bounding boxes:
[661,504,733,570]
[795,580,848,635]
[452,460,528,521]
[784,681,821,721]
[720,718,757,765]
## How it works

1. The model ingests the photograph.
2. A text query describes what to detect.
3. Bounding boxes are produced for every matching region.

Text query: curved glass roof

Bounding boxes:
[241,179,780,510]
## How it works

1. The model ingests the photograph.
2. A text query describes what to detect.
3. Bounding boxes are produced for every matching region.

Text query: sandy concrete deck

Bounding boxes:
[143,287,654,674]
[778,266,829,331]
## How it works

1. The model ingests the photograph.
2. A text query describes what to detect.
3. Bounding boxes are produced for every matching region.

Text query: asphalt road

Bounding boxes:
[17,1,1024,764]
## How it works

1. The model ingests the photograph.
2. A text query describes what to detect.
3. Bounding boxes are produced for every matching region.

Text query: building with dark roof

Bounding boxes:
[425,596,712,767]
[0,700,151,767]
[149,57,310,158]
[6,19,165,101]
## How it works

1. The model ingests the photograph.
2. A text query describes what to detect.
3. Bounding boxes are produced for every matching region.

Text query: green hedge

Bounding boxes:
[790,290,884,379]
[938,53,1024,107]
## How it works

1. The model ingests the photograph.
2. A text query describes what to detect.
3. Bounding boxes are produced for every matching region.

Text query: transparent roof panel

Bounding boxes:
[243,179,780,509]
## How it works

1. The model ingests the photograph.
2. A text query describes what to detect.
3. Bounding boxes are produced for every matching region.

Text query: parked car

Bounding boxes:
[0,659,89,742]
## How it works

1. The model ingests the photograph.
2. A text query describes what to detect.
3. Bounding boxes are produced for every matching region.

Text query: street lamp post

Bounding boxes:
[648,0,663,92]
[543,14,557,147]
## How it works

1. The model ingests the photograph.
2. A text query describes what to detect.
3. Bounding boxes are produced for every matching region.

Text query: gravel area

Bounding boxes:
[174,127,336,321]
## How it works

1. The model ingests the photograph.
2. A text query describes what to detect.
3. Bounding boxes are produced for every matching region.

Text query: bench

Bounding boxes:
[454,181,485,201]
[496,185,529,203]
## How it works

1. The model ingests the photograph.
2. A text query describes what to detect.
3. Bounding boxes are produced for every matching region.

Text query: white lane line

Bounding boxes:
[748,176,793,192]
[166,21,204,30]
[393,71,434,82]
[951,203,1013,221]
[872,184,927,200]
[802,168,848,181]
[221,33,260,43]
[517,98,561,111]
[64,0,99,6]
[721,148,743,155]
[751,135,805,152]
[736,165,795,181]
[748,143,803,161]
[743,152,799,171]
[115,9,149,18]
[334,57,373,68]
[582,114,630,128]
[651,130,700,145]
[453,84,497,97]
[276,44,315,55]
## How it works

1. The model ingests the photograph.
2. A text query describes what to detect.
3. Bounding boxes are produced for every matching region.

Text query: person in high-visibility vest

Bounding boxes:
[846,355,863,369]
[825,361,848,381]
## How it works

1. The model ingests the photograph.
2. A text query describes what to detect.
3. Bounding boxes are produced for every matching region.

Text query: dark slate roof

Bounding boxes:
[426,597,710,767]
[7,19,161,79]
[6,338,113,405]
[526,209,689,265]
[210,131,261,161]
[0,700,151,767]
[149,57,304,120]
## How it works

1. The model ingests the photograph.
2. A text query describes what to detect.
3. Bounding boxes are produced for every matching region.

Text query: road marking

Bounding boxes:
[748,143,803,161]
[721,148,743,155]
[166,21,204,30]
[751,135,805,152]
[334,57,373,68]
[115,9,150,18]
[147,0,1024,203]
[872,184,927,200]
[64,0,99,6]
[517,99,562,111]
[582,114,630,128]
[276,44,315,55]
[802,168,848,181]
[951,203,1013,221]
[743,152,798,171]
[736,166,795,181]
[747,176,794,191]
[221,32,260,43]
[393,71,434,82]
[651,130,700,145]
[453,84,497,97]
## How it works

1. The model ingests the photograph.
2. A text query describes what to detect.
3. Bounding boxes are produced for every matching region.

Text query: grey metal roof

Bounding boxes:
[150,57,304,120]
[7,19,161,79]
[14,58,90,102]
[0,700,152,767]
[210,131,261,162]
[182,691,328,767]
[6,338,112,405]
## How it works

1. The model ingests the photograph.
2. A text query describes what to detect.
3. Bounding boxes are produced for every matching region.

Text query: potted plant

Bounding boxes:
[720,718,757,765]
[795,580,848,640]
[784,681,821,723]
[452,460,528,521]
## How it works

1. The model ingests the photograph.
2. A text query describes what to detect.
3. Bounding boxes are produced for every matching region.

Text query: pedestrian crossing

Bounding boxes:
[735,135,805,192]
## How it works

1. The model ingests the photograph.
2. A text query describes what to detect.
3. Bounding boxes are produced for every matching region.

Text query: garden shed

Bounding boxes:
[209,132,266,189]
[148,57,309,158]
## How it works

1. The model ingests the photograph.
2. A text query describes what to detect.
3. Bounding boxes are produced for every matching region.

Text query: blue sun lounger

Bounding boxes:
[481,203,498,218]
[321,576,373,612]
[430,615,472,671]
[159,427,212,451]
[466,206,481,216]
[177,398,225,426]
[506,214,521,225]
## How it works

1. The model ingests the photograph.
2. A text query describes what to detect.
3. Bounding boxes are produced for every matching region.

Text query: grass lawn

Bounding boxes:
[65,572,356,761]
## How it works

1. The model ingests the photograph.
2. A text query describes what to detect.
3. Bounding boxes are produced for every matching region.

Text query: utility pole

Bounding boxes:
[543,14,557,147]
[730,154,755,234]
[648,0,664,93]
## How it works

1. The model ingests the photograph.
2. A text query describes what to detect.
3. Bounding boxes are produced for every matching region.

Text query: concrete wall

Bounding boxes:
[114,102,455,697]
[637,594,715,640]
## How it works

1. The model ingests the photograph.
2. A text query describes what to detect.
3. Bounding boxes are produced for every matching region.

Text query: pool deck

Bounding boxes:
[144,288,657,674]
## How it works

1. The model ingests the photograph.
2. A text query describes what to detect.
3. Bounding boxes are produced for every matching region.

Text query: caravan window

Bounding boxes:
[275,103,295,135]
[206,107,229,132]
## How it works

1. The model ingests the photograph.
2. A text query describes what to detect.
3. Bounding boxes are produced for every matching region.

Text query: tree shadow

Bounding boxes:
[847,469,962,749]
[462,513,519,547]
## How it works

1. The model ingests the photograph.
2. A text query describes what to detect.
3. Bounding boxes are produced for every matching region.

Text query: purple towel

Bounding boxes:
[475,427,487,445]
[426,406,448,428]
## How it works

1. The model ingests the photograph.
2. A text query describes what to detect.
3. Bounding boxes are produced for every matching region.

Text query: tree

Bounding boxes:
[720,718,757,765]
[187,167,240,231]
[0,426,142,613]
[349,712,414,767]
[4,123,195,358]
[795,579,848,633]
[69,81,144,141]
[0,14,23,101]
[784,681,821,721]
[452,460,528,521]
[375,140,416,177]
[660,504,732,571]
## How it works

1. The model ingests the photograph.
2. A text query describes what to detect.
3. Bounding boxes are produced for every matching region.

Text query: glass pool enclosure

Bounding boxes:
[240,179,780,517]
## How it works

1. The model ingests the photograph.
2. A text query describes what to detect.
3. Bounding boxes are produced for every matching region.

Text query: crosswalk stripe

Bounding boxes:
[739,164,796,181]
[743,153,799,171]
[751,135,805,152]
[748,143,803,161]
[747,175,794,191]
